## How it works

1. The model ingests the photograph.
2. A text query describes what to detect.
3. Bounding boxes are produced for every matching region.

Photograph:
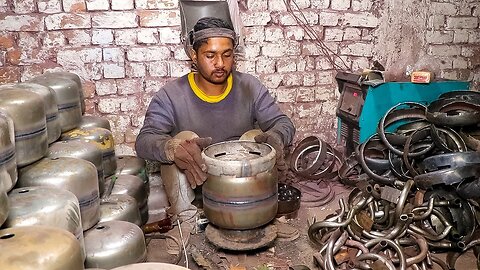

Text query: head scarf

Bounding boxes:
[191,28,237,47]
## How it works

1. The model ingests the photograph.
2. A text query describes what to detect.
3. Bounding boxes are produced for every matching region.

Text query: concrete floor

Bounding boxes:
[144,180,478,270]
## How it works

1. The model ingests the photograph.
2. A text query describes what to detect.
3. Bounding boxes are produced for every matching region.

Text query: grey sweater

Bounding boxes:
[135,71,295,163]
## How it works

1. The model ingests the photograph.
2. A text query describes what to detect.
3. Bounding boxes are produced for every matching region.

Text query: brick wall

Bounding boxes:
[0,0,478,155]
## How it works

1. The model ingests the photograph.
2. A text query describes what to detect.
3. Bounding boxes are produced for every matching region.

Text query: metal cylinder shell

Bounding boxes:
[45,71,85,114]
[0,112,17,192]
[17,156,100,230]
[0,88,48,167]
[61,127,117,177]
[201,141,278,230]
[99,194,142,226]
[84,220,147,269]
[0,225,84,270]
[111,263,189,270]
[79,115,111,130]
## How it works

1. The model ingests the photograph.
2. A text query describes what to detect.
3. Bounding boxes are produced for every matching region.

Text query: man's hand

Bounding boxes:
[165,137,212,188]
[254,131,288,182]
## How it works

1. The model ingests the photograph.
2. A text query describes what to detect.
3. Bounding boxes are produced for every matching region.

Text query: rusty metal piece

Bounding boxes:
[141,216,173,234]
[429,124,467,152]
[289,136,327,177]
[355,210,374,232]
[204,223,277,251]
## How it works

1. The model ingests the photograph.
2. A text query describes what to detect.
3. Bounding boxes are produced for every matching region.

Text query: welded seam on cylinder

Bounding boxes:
[0,147,15,165]
[57,102,80,111]
[202,192,276,206]
[46,112,58,122]
[14,125,47,141]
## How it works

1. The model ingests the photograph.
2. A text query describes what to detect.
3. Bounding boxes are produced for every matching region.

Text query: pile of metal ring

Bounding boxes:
[309,90,480,269]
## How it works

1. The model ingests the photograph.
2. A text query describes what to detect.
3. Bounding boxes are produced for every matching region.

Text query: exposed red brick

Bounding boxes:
[0,35,15,49]
[70,2,87,12]
[6,48,21,65]
[0,66,21,83]
[82,80,96,98]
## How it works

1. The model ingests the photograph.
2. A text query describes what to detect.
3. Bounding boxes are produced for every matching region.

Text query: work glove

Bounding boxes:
[254,130,288,182]
[165,137,212,189]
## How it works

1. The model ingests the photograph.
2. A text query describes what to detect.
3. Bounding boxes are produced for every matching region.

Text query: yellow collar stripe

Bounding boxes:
[188,72,233,103]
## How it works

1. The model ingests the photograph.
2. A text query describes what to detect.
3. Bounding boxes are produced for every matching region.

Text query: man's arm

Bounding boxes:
[135,90,175,163]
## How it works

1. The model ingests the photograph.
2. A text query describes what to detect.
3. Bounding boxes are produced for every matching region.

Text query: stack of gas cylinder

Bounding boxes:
[0,72,167,270]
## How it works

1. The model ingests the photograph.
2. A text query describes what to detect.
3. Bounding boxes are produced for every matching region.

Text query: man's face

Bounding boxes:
[193,37,234,85]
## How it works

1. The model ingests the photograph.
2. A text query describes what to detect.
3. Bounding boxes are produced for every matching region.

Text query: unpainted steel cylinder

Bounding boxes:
[45,71,85,114]
[0,190,7,227]
[1,82,62,144]
[61,127,117,177]
[17,156,100,231]
[48,139,105,196]
[84,220,147,269]
[99,194,142,226]
[5,186,86,260]
[79,115,111,130]
[201,141,278,230]
[29,74,82,132]
[0,88,48,167]
[0,112,17,192]
[108,174,149,225]
[116,155,148,186]
[0,225,84,270]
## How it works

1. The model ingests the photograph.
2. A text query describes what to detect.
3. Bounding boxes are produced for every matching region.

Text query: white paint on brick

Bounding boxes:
[302,41,338,55]
[45,13,91,30]
[446,17,479,29]
[278,11,318,26]
[38,0,62,13]
[137,28,158,44]
[103,47,124,62]
[148,61,168,76]
[86,0,109,10]
[315,85,336,101]
[115,144,135,156]
[244,44,261,59]
[96,80,118,96]
[265,27,284,42]
[111,0,133,10]
[158,27,181,43]
[324,28,344,41]
[248,0,267,11]
[168,61,190,77]
[268,0,287,12]
[135,0,177,9]
[277,58,297,72]
[344,28,362,40]
[275,86,297,103]
[139,10,180,27]
[315,57,333,70]
[256,57,276,74]
[242,12,271,27]
[351,57,370,72]
[98,97,120,113]
[114,29,137,45]
[311,0,330,9]
[331,0,350,10]
[343,12,379,28]
[145,79,167,93]
[13,0,36,14]
[0,51,4,67]
[426,30,454,44]
[127,47,171,61]
[303,73,316,86]
[283,73,303,86]
[235,60,256,73]
[428,15,445,30]
[57,48,102,65]
[131,114,145,127]
[453,57,469,69]
[435,57,453,69]
[352,0,372,11]
[262,42,288,57]
[441,69,458,80]
[285,26,304,40]
[244,26,265,43]
[92,12,138,28]
[43,31,67,47]
[65,30,91,45]
[0,15,44,31]
[172,45,190,61]
[428,44,462,56]
[117,79,141,95]
[92,29,114,45]
[319,12,341,26]
[296,87,316,102]
[103,63,125,78]
[316,70,335,84]
[62,0,85,12]
[340,43,373,57]
[260,74,283,88]
[126,62,146,77]
[431,2,457,16]
[297,56,316,71]
[469,31,480,42]
[120,97,138,112]
[107,114,130,143]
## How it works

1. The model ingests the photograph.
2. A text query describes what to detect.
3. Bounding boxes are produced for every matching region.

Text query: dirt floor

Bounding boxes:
[144,180,478,270]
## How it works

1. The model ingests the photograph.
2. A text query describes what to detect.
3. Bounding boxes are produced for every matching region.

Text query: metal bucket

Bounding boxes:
[84,220,147,269]
[17,156,100,230]
[0,88,48,167]
[5,186,85,260]
[61,127,117,177]
[0,112,16,192]
[0,225,84,270]
[29,74,82,132]
[44,71,85,114]
[99,194,142,226]
[48,140,105,196]
[201,141,278,230]
[79,115,111,130]
[0,82,61,144]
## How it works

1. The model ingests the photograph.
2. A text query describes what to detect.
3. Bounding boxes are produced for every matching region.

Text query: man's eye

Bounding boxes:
[224,53,232,58]
[206,54,214,58]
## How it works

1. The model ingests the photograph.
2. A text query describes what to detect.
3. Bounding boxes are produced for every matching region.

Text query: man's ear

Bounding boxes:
[190,48,197,63]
